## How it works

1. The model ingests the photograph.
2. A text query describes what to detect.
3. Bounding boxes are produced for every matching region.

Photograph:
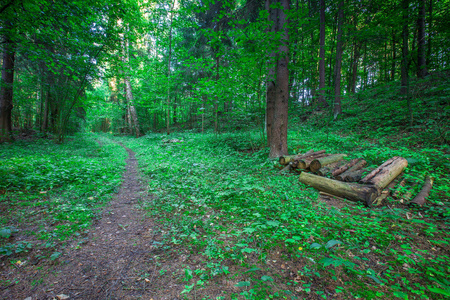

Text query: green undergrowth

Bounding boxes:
[0,134,126,263]
[299,71,450,153]
[120,130,449,299]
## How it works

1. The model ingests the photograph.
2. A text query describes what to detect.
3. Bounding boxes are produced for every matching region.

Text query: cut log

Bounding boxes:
[295,153,330,169]
[371,174,403,206]
[331,158,360,177]
[279,150,314,165]
[410,176,434,206]
[340,169,367,182]
[360,157,408,190]
[336,159,367,181]
[310,154,348,173]
[299,172,379,206]
[317,160,344,176]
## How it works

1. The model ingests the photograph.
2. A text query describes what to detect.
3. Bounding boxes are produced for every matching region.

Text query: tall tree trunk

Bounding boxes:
[391,31,396,81]
[166,0,176,135]
[266,0,289,158]
[333,1,344,118]
[266,0,276,146]
[0,23,15,142]
[317,0,327,107]
[122,34,142,137]
[417,0,427,78]
[214,55,219,133]
[401,0,413,128]
[401,0,409,96]
[124,76,141,137]
[426,0,432,67]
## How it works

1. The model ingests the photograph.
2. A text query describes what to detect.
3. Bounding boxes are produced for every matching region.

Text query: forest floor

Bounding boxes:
[1,130,449,300]
[1,143,211,300]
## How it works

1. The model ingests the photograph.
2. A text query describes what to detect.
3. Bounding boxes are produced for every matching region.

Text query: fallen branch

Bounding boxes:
[331,158,360,177]
[410,176,434,206]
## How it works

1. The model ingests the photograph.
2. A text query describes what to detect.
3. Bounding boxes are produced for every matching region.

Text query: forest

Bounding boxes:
[0,0,449,299]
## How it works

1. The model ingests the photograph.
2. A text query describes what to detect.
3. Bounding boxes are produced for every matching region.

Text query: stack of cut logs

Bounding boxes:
[279,150,433,207]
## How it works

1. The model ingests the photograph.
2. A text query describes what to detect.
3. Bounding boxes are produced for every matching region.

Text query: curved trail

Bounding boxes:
[3,143,186,300]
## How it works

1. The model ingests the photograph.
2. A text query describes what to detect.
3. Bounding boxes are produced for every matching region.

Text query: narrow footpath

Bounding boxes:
[3,144,187,300]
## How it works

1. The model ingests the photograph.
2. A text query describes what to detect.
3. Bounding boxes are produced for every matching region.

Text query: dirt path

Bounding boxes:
[2,144,188,300]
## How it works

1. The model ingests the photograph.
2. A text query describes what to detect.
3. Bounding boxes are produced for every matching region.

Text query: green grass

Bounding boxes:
[0,133,126,260]
[117,129,449,299]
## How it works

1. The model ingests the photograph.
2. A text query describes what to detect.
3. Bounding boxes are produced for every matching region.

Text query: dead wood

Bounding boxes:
[410,176,434,206]
[331,158,360,177]
[299,172,378,206]
[360,157,408,190]
[309,154,347,173]
[336,159,367,181]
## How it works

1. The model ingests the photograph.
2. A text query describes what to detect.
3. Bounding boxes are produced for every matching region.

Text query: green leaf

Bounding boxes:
[366,275,383,285]
[244,267,261,273]
[50,252,62,261]
[261,275,273,282]
[429,287,450,297]
[0,228,12,238]
[241,248,257,253]
[325,240,342,249]
[266,220,280,227]
[235,281,251,287]
[310,243,322,249]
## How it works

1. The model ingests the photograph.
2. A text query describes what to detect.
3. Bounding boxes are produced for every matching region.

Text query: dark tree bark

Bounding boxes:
[417,0,427,78]
[317,0,328,107]
[401,0,409,96]
[401,0,413,127]
[333,1,344,118]
[391,31,396,81]
[426,0,432,67]
[0,22,15,143]
[266,0,290,158]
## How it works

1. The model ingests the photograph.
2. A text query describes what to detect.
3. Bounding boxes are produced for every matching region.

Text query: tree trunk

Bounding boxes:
[166,0,176,136]
[401,0,409,96]
[360,157,408,190]
[426,0,432,67]
[310,153,347,173]
[0,23,15,143]
[317,0,328,108]
[401,0,412,128]
[266,0,290,158]
[299,172,379,206]
[122,35,142,137]
[333,1,344,118]
[417,0,427,78]
[391,31,396,81]
[124,77,141,137]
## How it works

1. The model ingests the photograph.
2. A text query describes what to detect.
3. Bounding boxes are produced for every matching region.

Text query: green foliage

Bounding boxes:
[0,134,126,259]
[118,130,449,299]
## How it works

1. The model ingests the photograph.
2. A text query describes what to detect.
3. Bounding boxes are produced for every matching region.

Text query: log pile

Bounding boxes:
[278,150,434,208]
